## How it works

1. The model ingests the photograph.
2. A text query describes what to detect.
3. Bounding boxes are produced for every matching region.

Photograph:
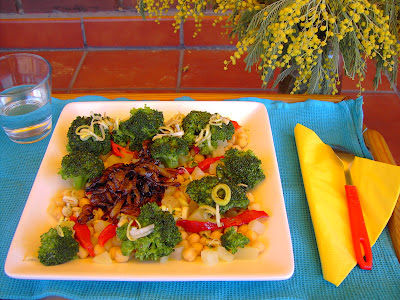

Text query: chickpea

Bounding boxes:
[180,230,188,240]
[74,189,85,198]
[206,239,221,247]
[94,244,106,256]
[194,154,205,163]
[246,192,255,203]
[187,233,200,245]
[109,247,119,260]
[251,241,265,253]
[77,246,89,259]
[245,229,258,242]
[210,231,223,240]
[111,235,122,247]
[53,196,65,207]
[173,189,182,199]
[104,239,113,251]
[176,174,185,183]
[182,247,197,262]
[52,206,63,220]
[79,197,90,208]
[88,226,94,236]
[238,224,249,234]
[114,248,129,263]
[199,236,208,246]
[191,242,204,254]
[91,236,99,247]
[178,239,190,248]
[236,137,248,148]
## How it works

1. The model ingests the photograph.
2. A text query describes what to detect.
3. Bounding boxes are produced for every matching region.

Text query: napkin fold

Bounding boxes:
[294,123,400,287]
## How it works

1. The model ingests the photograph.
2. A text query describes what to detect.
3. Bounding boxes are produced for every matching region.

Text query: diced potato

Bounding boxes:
[93,251,112,264]
[233,247,260,260]
[201,249,219,266]
[217,246,234,262]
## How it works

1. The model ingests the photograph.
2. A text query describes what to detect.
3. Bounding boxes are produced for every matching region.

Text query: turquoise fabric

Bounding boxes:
[1,96,399,299]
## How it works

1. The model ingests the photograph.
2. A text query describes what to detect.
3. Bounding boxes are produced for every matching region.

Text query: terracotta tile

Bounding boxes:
[0,0,17,13]
[22,0,117,13]
[342,59,393,92]
[0,50,83,91]
[72,50,180,89]
[181,50,275,89]
[84,17,179,47]
[184,17,236,46]
[345,92,400,164]
[0,19,84,48]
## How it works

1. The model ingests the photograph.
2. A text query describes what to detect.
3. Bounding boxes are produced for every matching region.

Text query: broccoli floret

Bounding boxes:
[66,116,111,156]
[59,151,104,190]
[217,148,265,190]
[197,121,235,155]
[220,227,250,254]
[38,226,79,266]
[113,106,164,151]
[149,136,189,168]
[117,203,182,261]
[185,176,249,213]
[182,110,212,146]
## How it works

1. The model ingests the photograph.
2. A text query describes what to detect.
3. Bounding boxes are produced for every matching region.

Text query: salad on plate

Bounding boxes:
[38,105,269,267]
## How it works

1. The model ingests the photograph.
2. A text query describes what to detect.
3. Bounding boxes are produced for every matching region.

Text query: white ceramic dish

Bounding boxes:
[5,100,294,281]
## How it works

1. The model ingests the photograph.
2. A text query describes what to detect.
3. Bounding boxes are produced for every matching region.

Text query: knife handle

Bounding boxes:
[345,185,373,270]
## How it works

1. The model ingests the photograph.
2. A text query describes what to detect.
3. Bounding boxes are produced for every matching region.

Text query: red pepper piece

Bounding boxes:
[231,120,241,130]
[98,224,117,247]
[176,210,268,233]
[192,146,200,154]
[198,156,224,170]
[111,140,136,158]
[73,223,95,257]
[183,156,224,174]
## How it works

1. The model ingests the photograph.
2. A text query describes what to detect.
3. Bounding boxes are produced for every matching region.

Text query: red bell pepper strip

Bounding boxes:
[183,156,224,174]
[231,120,241,130]
[98,224,117,247]
[176,210,268,233]
[192,146,200,154]
[111,140,136,158]
[73,223,95,257]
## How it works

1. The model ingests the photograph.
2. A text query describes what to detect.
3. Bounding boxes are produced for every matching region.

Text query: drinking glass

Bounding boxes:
[0,53,52,144]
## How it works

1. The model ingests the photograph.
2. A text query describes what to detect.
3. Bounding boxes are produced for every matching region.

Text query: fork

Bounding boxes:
[330,144,373,270]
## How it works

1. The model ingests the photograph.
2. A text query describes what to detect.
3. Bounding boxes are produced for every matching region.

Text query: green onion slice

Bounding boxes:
[211,183,231,206]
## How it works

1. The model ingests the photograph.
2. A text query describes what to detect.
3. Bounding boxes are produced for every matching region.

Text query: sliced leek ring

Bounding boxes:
[211,183,231,206]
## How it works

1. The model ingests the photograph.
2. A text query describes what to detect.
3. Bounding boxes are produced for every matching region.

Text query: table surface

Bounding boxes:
[1,93,399,300]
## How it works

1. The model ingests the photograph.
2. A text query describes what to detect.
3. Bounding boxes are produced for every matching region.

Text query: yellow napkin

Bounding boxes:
[294,123,400,287]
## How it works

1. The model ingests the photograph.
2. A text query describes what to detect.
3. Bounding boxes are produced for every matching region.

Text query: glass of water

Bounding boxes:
[0,53,52,144]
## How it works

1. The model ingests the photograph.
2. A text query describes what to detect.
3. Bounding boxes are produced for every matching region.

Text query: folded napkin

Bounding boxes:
[294,123,400,287]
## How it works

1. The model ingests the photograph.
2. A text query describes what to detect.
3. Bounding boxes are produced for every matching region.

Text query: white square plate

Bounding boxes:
[5,100,294,281]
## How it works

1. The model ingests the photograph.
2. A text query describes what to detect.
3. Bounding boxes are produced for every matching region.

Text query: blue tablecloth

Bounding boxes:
[1,96,399,299]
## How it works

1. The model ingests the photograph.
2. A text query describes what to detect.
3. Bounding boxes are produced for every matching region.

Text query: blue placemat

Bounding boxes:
[1,96,399,300]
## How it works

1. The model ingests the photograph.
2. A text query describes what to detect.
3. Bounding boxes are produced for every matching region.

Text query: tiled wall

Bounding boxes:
[1,12,398,94]
[1,9,400,162]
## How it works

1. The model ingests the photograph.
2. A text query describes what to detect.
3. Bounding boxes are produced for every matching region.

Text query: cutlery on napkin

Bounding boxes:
[294,123,400,286]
